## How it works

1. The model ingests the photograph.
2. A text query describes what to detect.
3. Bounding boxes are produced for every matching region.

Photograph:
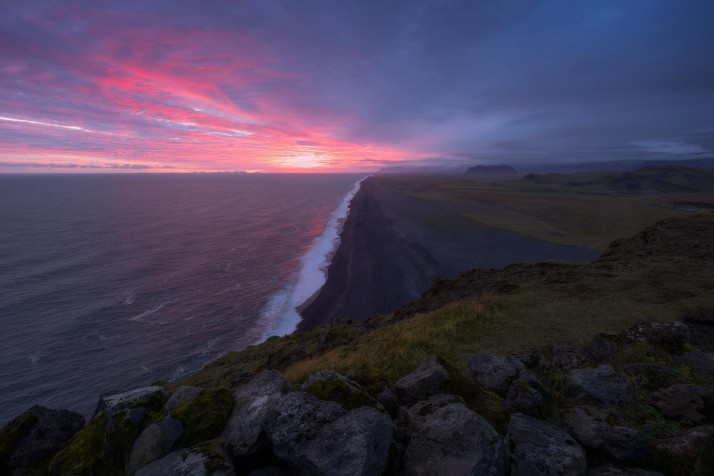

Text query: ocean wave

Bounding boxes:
[259,177,366,340]
[129,302,168,324]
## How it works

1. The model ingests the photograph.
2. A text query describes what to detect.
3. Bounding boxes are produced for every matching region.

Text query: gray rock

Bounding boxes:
[566,365,633,407]
[588,467,663,476]
[620,321,688,353]
[588,334,618,362]
[95,386,168,416]
[266,391,346,464]
[564,406,648,464]
[374,385,399,417]
[298,407,393,476]
[395,356,450,405]
[127,416,184,474]
[648,384,714,424]
[406,394,465,430]
[466,354,543,396]
[674,352,714,377]
[654,425,714,469]
[222,369,292,461]
[404,403,508,476]
[267,397,391,476]
[300,369,349,390]
[554,344,588,369]
[507,413,587,476]
[163,386,204,414]
[1,405,84,473]
[501,380,543,416]
[135,440,234,476]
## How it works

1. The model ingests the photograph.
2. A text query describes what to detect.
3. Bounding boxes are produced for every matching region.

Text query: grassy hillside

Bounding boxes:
[381,166,714,249]
[181,211,714,392]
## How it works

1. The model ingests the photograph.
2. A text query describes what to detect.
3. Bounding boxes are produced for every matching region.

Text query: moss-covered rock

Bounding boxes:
[306,378,376,411]
[437,357,507,432]
[171,388,233,448]
[50,409,146,475]
[0,414,38,468]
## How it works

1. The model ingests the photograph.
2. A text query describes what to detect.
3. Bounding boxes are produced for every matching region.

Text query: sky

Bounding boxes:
[2,0,714,173]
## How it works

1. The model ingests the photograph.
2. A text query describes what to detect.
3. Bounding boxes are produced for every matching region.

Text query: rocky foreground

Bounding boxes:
[2,311,714,475]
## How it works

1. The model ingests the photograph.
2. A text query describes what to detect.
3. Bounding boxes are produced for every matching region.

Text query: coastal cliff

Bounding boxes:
[2,211,714,475]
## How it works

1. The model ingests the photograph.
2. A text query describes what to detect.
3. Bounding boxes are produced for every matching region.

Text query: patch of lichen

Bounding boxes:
[49,411,140,476]
[0,413,37,466]
[172,388,233,448]
[305,379,376,411]
[437,357,507,432]
[49,414,107,475]
[187,440,232,474]
[129,388,167,423]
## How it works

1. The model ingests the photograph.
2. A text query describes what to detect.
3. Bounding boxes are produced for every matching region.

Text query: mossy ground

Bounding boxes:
[172,388,233,448]
[0,414,37,469]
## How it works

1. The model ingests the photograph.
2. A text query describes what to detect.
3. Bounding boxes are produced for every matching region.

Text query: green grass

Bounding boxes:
[376,173,714,249]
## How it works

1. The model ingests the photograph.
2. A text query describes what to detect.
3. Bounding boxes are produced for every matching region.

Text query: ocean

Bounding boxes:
[0,173,364,424]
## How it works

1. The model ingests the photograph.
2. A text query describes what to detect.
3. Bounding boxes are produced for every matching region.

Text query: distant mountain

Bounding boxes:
[523,165,714,193]
[465,164,517,174]
[518,157,714,174]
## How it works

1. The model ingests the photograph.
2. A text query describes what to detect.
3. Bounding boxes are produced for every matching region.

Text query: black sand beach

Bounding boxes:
[298,176,600,331]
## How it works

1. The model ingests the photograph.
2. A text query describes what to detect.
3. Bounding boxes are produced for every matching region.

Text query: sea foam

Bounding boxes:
[259,177,366,339]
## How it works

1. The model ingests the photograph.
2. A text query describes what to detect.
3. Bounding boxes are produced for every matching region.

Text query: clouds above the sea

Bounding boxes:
[2,0,714,171]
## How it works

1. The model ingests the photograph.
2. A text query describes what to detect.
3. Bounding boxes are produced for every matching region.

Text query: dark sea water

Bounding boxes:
[0,173,363,424]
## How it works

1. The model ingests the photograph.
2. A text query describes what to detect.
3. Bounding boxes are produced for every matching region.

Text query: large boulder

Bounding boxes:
[0,405,84,475]
[95,386,168,417]
[553,345,587,369]
[171,388,233,449]
[265,392,345,466]
[52,387,168,475]
[404,403,508,476]
[266,394,392,476]
[395,356,450,405]
[653,425,714,475]
[51,408,145,475]
[620,321,689,353]
[302,369,379,410]
[163,386,204,414]
[674,352,714,377]
[466,354,543,396]
[127,417,184,474]
[135,440,234,475]
[648,384,714,424]
[588,334,618,362]
[406,394,465,431]
[222,370,291,461]
[507,413,587,476]
[501,380,543,416]
[564,406,648,464]
[566,365,633,407]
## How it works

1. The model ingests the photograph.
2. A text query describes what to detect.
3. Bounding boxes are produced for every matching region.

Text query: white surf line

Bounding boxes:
[258,176,368,340]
